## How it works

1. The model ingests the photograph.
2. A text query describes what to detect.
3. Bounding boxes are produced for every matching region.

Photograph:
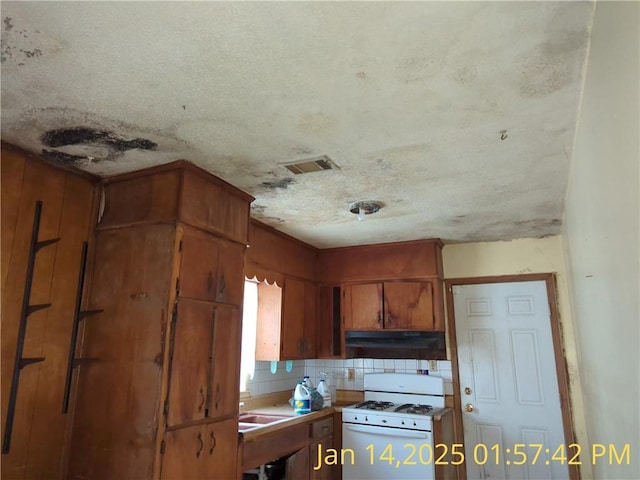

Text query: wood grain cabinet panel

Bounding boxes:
[162,418,238,480]
[167,300,214,427]
[67,161,250,479]
[344,281,436,331]
[257,278,317,361]
[179,228,245,306]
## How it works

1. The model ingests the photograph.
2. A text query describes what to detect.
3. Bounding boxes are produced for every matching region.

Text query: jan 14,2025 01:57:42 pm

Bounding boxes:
[312,442,632,470]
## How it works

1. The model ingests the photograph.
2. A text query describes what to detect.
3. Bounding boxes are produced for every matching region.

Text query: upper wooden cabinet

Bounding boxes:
[343,281,435,331]
[99,161,253,244]
[255,278,317,361]
[179,226,245,306]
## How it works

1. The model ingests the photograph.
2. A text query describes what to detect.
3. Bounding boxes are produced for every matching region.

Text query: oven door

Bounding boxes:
[342,423,434,480]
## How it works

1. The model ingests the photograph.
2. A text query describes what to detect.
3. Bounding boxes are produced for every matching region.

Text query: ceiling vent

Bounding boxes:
[283,155,338,174]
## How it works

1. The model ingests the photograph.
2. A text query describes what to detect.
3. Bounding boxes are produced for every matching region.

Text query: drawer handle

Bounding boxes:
[207,272,214,292]
[209,431,216,454]
[196,432,203,458]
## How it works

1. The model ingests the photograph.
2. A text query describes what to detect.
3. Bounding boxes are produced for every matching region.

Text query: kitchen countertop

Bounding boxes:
[238,404,337,443]
[238,403,452,443]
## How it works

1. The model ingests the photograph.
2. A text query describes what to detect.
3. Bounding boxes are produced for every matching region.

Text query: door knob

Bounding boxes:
[464,403,475,412]
[464,387,472,395]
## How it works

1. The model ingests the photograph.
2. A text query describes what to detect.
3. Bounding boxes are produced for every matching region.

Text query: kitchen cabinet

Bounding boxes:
[309,417,335,480]
[167,300,241,427]
[287,447,310,480]
[162,417,238,480]
[256,277,317,361]
[316,285,342,358]
[343,281,435,330]
[179,227,245,306]
[66,162,252,480]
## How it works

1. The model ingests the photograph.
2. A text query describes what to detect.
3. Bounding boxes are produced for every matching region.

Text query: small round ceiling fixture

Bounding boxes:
[349,201,382,221]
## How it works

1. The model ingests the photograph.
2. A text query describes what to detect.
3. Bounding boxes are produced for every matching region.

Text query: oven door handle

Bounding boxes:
[344,424,430,439]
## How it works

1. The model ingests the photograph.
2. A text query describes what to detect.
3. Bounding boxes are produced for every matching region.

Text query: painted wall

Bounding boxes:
[442,236,592,478]
[562,2,640,479]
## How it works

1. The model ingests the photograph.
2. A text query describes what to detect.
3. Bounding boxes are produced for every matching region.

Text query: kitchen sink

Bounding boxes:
[238,413,291,424]
[238,412,295,433]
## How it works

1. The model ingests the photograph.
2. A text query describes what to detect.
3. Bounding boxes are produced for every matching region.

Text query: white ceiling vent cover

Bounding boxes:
[283,155,338,174]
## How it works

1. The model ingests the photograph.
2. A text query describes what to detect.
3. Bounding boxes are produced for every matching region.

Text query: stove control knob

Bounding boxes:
[382,419,387,423]
[413,421,417,426]
[365,416,368,422]
[355,416,358,421]
[401,420,405,425]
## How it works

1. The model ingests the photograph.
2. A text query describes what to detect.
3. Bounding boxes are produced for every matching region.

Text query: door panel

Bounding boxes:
[281,278,305,358]
[454,281,569,480]
[383,281,433,329]
[167,300,214,427]
[179,232,219,302]
[204,419,239,480]
[209,306,241,419]
[161,424,207,480]
[344,283,382,330]
[215,240,245,305]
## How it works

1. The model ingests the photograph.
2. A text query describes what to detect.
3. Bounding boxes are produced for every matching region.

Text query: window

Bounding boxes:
[240,279,258,394]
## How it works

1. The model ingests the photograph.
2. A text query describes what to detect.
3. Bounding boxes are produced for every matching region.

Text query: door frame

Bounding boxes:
[444,273,579,480]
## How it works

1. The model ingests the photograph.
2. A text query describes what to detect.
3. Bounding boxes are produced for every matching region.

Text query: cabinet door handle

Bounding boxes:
[198,386,206,412]
[209,431,216,454]
[217,274,226,298]
[196,432,203,458]
[207,272,214,292]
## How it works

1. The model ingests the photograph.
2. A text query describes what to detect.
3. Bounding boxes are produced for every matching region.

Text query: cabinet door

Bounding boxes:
[286,446,310,480]
[303,281,317,358]
[179,230,220,302]
[161,424,208,480]
[215,240,245,305]
[167,300,214,427]
[343,283,383,330]
[209,306,241,419]
[383,281,434,330]
[310,437,335,480]
[281,278,305,359]
[202,418,239,480]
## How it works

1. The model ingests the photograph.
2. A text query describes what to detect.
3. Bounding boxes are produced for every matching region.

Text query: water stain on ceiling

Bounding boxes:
[0,1,596,248]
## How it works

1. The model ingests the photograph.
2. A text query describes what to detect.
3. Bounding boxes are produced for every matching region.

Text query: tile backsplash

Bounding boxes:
[247,359,453,397]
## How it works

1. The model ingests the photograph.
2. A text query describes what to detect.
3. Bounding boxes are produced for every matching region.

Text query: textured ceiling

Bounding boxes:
[1,1,595,248]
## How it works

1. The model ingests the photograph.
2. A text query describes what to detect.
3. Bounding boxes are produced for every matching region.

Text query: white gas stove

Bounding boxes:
[342,373,446,480]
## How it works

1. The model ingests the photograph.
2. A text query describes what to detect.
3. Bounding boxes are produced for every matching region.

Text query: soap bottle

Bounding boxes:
[302,375,314,389]
[316,379,331,408]
[293,382,311,415]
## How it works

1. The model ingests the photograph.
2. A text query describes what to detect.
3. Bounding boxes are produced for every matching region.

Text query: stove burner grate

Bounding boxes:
[393,403,434,415]
[354,401,395,411]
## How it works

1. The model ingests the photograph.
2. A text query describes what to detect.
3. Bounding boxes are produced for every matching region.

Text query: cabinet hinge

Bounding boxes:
[160,439,166,455]
[171,303,178,324]
[163,398,170,417]
[179,240,183,252]
[175,277,180,295]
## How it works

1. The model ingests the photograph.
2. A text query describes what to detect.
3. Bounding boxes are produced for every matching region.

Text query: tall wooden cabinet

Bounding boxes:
[66,161,253,480]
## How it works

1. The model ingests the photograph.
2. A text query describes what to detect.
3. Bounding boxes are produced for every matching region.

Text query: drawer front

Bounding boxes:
[311,417,334,439]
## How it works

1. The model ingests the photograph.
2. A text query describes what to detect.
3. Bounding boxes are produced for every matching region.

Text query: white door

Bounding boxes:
[453,281,569,480]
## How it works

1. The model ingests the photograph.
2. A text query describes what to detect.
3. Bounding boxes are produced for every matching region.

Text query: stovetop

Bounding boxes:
[351,400,436,416]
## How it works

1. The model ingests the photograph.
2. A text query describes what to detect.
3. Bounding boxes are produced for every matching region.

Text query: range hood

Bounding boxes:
[344,331,446,360]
